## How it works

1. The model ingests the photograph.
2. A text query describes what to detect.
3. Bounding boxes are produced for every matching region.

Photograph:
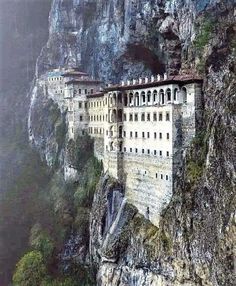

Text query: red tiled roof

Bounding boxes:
[87,92,104,98]
[104,74,203,92]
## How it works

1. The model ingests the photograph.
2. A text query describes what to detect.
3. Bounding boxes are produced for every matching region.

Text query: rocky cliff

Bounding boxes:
[28,0,235,285]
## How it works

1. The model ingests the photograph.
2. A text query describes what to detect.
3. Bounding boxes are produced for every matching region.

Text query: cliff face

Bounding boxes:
[28,0,236,285]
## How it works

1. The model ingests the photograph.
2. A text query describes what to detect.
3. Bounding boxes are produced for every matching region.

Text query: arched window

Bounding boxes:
[119,141,123,152]
[153,90,157,103]
[110,126,114,137]
[147,91,151,104]
[110,141,114,151]
[174,88,178,101]
[182,87,187,103]
[118,109,123,122]
[119,126,123,138]
[135,92,139,106]
[112,93,117,106]
[141,91,146,105]
[159,89,165,104]
[124,94,128,106]
[118,92,122,104]
[166,88,171,102]
[129,93,134,106]
[112,109,117,122]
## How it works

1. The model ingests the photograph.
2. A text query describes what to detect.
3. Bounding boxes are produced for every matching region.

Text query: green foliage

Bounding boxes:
[194,19,215,52]
[13,251,47,286]
[186,131,209,184]
[29,224,54,260]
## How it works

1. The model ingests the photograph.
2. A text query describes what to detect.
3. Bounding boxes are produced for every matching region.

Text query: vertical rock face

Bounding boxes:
[28,0,236,285]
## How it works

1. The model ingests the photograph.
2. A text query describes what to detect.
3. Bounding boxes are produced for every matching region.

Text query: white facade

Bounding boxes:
[44,70,203,226]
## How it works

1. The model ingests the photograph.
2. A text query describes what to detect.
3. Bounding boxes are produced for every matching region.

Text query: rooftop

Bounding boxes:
[104,74,203,92]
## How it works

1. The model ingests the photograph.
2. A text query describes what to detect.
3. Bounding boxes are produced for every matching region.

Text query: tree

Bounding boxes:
[13,251,47,286]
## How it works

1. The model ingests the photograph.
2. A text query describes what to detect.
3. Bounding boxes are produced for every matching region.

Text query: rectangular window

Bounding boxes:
[79,89,81,94]
[130,148,132,153]
[156,173,158,179]
[78,102,82,108]
[167,133,170,140]
[154,132,157,139]
[85,89,87,94]
[159,112,163,121]
[166,175,169,180]
[135,132,138,138]
[166,112,170,121]
[141,113,145,121]
[124,147,126,152]
[84,102,87,108]
[135,113,138,121]
[142,149,144,154]
[106,130,108,136]
[160,151,162,156]
[91,89,94,94]
[154,150,157,155]
[147,149,150,155]
[159,133,162,139]
[123,131,126,137]
[80,115,83,121]
[147,132,150,138]
[124,114,127,121]
[129,114,133,121]
[161,174,163,179]
[147,113,150,121]
[135,148,138,153]
[142,132,145,138]
[130,131,133,138]
[153,113,157,121]
[167,151,169,157]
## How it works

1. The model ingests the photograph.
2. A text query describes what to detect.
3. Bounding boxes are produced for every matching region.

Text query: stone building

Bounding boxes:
[44,69,203,225]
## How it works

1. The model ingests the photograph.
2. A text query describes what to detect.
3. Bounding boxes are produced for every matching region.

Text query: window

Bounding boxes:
[161,174,163,179]
[79,89,81,94]
[147,91,151,102]
[167,133,170,140]
[147,132,150,138]
[142,149,144,154]
[135,148,138,153]
[160,151,162,156]
[135,132,138,138]
[106,114,108,121]
[166,175,169,180]
[159,133,162,139]
[123,131,126,137]
[135,113,138,121]
[129,114,133,121]
[166,112,170,121]
[106,130,108,136]
[159,112,163,121]
[141,113,145,121]
[153,113,157,121]
[166,88,171,101]
[80,115,83,121]
[106,145,108,151]
[130,131,133,138]
[91,88,94,94]
[130,148,132,153]
[142,132,145,138]
[154,150,157,155]
[147,149,150,155]
[78,102,82,108]
[154,132,157,139]
[167,151,169,157]
[85,89,87,94]
[174,88,178,101]
[147,113,150,121]
[156,173,158,179]
[84,102,87,108]
[124,113,127,121]
[124,147,126,152]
